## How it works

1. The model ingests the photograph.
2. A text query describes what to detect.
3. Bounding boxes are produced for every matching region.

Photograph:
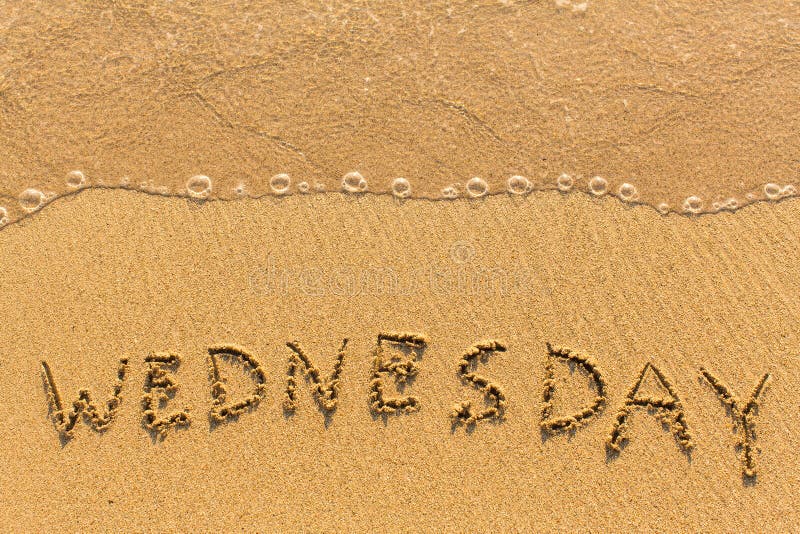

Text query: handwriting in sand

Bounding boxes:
[41,332,771,480]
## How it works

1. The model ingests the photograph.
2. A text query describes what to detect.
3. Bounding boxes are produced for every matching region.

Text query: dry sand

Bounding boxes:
[0,190,799,531]
[2,1,800,532]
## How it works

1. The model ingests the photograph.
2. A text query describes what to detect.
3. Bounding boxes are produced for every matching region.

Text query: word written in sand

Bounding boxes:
[40,333,771,480]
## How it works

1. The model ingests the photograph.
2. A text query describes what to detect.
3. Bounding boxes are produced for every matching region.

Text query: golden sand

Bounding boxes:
[0,190,798,531]
[2,1,800,531]
[1,0,799,224]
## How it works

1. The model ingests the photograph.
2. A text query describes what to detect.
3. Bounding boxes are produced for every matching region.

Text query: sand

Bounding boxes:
[2,1,800,531]
[1,0,799,224]
[0,189,799,531]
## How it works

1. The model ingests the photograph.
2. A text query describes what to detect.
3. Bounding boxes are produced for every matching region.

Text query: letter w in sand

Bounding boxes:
[41,358,129,439]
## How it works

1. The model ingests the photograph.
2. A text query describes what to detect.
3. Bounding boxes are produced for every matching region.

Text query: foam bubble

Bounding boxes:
[725,197,739,210]
[269,173,291,195]
[342,171,367,193]
[781,184,796,197]
[0,206,7,225]
[682,195,702,214]
[442,186,458,199]
[65,170,86,189]
[297,181,310,193]
[507,175,531,195]
[391,177,411,198]
[186,175,212,198]
[618,182,638,202]
[556,173,573,192]
[589,176,607,196]
[657,203,670,214]
[764,183,781,200]
[19,188,44,212]
[466,177,489,198]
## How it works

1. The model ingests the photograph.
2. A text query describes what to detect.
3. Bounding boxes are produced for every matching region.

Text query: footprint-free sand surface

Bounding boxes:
[1,0,799,223]
[2,1,800,531]
[0,190,798,531]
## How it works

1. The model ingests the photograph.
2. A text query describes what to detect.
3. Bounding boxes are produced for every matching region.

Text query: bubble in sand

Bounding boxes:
[725,198,739,210]
[19,188,44,211]
[782,185,796,197]
[657,203,670,214]
[466,177,489,198]
[442,186,458,199]
[0,206,7,225]
[682,195,702,214]
[507,175,531,195]
[270,173,291,195]
[315,182,326,192]
[618,182,638,201]
[342,171,367,193]
[65,170,86,188]
[391,177,411,198]
[764,183,781,200]
[588,176,607,196]
[297,181,310,193]
[556,173,573,192]
[186,175,212,198]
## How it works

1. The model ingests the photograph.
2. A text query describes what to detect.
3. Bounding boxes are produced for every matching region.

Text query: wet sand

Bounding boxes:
[1,0,799,224]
